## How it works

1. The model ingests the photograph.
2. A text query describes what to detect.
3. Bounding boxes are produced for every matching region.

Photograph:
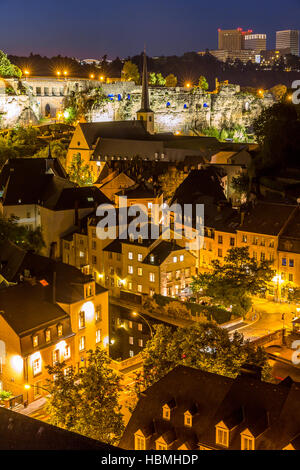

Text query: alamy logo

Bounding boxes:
[291,340,300,365]
[292,81,300,104]
[95,198,205,251]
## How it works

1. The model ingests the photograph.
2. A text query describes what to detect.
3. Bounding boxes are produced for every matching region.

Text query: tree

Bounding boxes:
[156,73,166,86]
[0,216,45,253]
[191,247,274,317]
[148,72,157,85]
[269,84,287,102]
[68,153,93,186]
[45,348,124,444]
[231,173,250,198]
[121,61,140,84]
[165,74,178,87]
[0,50,22,78]
[198,75,209,91]
[253,103,300,171]
[140,322,272,390]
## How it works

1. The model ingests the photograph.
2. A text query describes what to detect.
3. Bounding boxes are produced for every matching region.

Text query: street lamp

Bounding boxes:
[185,82,192,89]
[132,311,153,338]
[24,69,30,79]
[90,74,95,80]
[99,75,104,82]
[56,71,61,77]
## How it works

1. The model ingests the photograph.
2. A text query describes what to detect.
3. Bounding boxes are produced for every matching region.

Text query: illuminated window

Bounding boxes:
[96,330,101,344]
[241,434,255,450]
[128,252,133,260]
[138,267,143,276]
[64,345,71,360]
[79,311,86,329]
[129,321,133,329]
[138,339,143,347]
[242,235,247,243]
[128,265,133,274]
[138,254,143,262]
[173,257,178,263]
[167,272,172,281]
[184,412,192,427]
[79,336,85,351]
[216,426,229,447]
[53,349,59,365]
[33,335,39,348]
[156,439,167,450]
[129,337,134,345]
[163,406,171,420]
[134,431,146,450]
[138,284,143,293]
[149,272,155,282]
[180,255,184,262]
[45,329,51,343]
[138,235,143,244]
[57,324,63,337]
[95,306,102,322]
[33,358,41,376]
[148,202,153,209]
[150,255,155,263]
[138,323,143,331]
[128,282,133,290]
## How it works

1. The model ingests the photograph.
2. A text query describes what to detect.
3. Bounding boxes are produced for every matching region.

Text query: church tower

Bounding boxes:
[136,49,154,134]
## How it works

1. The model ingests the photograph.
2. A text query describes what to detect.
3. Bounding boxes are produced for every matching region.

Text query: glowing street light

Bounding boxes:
[185,82,192,89]
[56,71,61,77]
[99,75,104,81]
[132,311,153,338]
[90,74,95,79]
[24,69,30,77]
[63,70,68,77]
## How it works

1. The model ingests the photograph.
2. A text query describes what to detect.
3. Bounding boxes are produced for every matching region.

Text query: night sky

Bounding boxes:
[1,0,299,59]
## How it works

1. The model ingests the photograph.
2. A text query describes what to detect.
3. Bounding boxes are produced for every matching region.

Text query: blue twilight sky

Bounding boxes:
[0,0,299,59]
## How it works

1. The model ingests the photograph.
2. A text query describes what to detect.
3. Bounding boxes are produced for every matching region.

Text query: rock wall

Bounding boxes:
[93,83,275,133]
[0,77,275,132]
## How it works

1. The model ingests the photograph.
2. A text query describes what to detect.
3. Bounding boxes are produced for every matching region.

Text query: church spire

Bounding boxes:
[138,48,152,113]
[136,47,154,133]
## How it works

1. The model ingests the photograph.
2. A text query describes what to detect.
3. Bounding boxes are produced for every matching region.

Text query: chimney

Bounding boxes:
[239,363,262,381]
[52,271,57,304]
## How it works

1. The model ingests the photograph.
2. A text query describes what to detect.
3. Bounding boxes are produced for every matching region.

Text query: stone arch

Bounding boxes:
[45,103,51,116]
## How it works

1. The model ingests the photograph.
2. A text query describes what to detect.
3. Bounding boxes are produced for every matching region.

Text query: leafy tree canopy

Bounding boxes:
[0,216,45,253]
[68,152,93,186]
[191,247,274,316]
[0,51,22,78]
[165,74,178,87]
[198,75,209,91]
[121,61,140,84]
[45,348,124,444]
[253,103,300,172]
[140,322,272,390]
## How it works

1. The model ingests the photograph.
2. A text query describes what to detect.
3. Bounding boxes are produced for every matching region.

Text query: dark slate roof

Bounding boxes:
[78,121,149,147]
[103,239,122,254]
[204,203,240,233]
[0,241,107,304]
[143,241,184,266]
[0,407,116,450]
[45,186,111,211]
[239,202,297,236]
[171,168,226,206]
[0,282,69,334]
[0,157,67,190]
[115,181,158,199]
[120,365,300,451]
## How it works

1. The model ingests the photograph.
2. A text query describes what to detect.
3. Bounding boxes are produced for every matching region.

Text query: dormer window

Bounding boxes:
[45,329,51,343]
[138,235,143,244]
[184,411,193,427]
[150,255,155,263]
[163,405,171,420]
[156,437,168,450]
[134,430,146,450]
[216,422,229,447]
[241,430,255,450]
[33,335,39,348]
[57,324,63,337]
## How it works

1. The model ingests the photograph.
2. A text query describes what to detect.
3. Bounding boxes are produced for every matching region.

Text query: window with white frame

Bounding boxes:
[173,256,178,263]
[32,335,39,348]
[134,432,146,450]
[216,426,229,447]
[241,433,255,450]
[79,336,85,351]
[96,329,101,344]
[128,265,133,274]
[138,254,143,262]
[79,311,86,329]
[64,345,71,360]
[138,284,143,293]
[138,267,143,276]
[129,337,134,345]
[128,252,133,260]
[149,272,155,282]
[180,255,184,262]
[33,357,41,376]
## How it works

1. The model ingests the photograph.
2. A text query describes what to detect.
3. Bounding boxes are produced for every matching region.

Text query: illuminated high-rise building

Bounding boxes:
[276,30,299,56]
[244,34,267,52]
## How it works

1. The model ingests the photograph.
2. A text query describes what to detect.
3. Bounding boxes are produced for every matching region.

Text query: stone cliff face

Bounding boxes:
[0,78,275,132]
[92,83,275,133]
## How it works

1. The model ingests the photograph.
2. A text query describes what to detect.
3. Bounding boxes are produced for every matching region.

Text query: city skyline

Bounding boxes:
[0,0,299,59]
